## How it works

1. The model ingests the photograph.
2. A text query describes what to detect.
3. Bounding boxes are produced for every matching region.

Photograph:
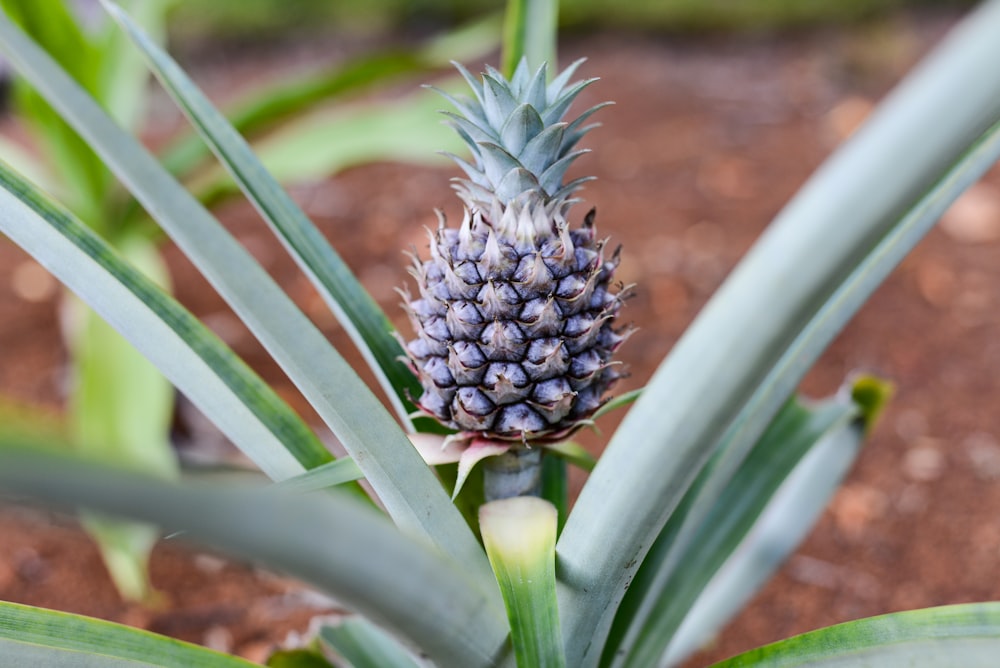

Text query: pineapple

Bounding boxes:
[403,58,628,444]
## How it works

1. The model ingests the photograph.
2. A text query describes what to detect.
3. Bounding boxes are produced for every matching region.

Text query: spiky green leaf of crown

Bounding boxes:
[430,57,609,211]
[403,60,628,442]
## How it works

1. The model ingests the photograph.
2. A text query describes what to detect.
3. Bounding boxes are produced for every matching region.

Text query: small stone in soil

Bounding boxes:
[0,558,15,590]
[964,432,1000,480]
[895,483,929,515]
[203,625,233,653]
[650,276,690,322]
[940,184,1000,244]
[914,260,956,308]
[902,442,946,482]
[194,553,228,575]
[829,484,888,540]
[695,156,757,200]
[894,408,929,444]
[825,95,873,140]
[12,547,47,583]
[11,260,58,303]
[116,607,154,631]
[238,640,275,664]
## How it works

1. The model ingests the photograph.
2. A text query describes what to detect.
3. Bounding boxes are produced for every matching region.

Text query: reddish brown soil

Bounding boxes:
[4,9,1000,665]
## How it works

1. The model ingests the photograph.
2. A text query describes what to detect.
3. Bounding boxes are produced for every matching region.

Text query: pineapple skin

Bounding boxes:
[402,60,628,442]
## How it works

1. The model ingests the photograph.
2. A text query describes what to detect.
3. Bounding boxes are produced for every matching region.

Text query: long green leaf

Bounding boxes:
[631,112,1000,656]
[65,240,176,477]
[80,513,160,604]
[0,161,328,479]
[197,90,459,198]
[713,603,1000,667]
[103,0,420,426]
[605,396,844,666]
[3,0,175,602]
[615,80,1000,668]
[544,441,597,472]
[556,4,1000,664]
[96,0,173,134]
[275,458,364,494]
[0,9,493,579]
[502,0,557,76]
[664,417,863,666]
[320,618,421,668]
[0,451,508,668]
[610,379,880,667]
[590,389,641,421]
[66,237,177,602]
[0,600,255,667]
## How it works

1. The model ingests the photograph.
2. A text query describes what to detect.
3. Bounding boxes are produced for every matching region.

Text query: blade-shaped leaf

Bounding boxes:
[664,416,864,666]
[0,451,508,668]
[482,74,520,130]
[544,441,596,472]
[66,237,177,601]
[501,103,546,157]
[591,388,641,421]
[320,618,422,668]
[275,458,364,495]
[455,440,511,500]
[65,239,176,476]
[195,90,459,205]
[521,122,566,175]
[608,377,885,668]
[0,10,492,577]
[0,161,327,479]
[614,86,1000,668]
[96,0,172,133]
[557,3,1000,663]
[713,603,1000,667]
[78,512,160,605]
[0,600,256,667]
[103,0,419,427]
[481,497,565,668]
[502,0,557,78]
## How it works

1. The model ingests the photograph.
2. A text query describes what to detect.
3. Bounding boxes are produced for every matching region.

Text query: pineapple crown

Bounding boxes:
[429,57,609,213]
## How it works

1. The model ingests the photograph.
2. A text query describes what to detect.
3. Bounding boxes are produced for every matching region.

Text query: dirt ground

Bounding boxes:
[3,8,1000,665]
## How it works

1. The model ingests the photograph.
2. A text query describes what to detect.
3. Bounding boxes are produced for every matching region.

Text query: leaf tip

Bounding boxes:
[848,373,894,435]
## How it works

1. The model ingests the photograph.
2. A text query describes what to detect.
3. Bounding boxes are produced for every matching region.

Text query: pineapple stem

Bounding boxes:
[483,447,543,501]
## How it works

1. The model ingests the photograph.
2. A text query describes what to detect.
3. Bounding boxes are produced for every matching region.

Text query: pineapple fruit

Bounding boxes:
[402,58,628,445]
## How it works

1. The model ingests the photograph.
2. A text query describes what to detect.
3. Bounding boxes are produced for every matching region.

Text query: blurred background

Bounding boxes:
[164,0,974,39]
[1,0,998,665]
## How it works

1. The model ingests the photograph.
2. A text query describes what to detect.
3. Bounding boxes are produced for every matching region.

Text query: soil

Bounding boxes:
[3,8,1000,665]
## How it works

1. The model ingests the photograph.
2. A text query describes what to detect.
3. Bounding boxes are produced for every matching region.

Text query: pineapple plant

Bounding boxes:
[5,1,1000,666]
[402,58,629,485]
